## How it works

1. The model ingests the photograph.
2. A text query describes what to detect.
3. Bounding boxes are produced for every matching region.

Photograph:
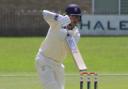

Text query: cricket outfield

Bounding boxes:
[0,37,128,89]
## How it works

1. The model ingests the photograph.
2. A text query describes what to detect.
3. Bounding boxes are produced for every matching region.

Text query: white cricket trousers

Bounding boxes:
[35,54,64,89]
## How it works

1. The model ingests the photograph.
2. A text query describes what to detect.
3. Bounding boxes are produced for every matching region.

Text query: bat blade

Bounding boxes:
[66,35,87,71]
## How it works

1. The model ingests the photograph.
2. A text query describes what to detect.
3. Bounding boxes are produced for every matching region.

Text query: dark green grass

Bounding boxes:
[78,37,128,73]
[0,37,128,73]
[66,37,128,73]
[0,37,42,72]
[0,75,128,89]
[0,37,128,89]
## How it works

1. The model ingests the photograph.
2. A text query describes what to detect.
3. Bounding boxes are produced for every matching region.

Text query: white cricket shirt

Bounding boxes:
[37,10,80,63]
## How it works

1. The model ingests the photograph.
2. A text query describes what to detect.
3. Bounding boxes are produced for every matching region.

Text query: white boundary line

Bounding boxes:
[0,73,128,77]
[66,74,128,76]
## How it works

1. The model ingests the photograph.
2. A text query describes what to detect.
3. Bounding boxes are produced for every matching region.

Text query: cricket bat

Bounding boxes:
[66,34,87,71]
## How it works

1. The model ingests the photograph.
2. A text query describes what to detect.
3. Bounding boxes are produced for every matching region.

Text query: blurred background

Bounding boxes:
[0,0,128,36]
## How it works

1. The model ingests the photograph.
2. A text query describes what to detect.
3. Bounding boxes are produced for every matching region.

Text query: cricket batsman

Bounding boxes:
[35,4,82,89]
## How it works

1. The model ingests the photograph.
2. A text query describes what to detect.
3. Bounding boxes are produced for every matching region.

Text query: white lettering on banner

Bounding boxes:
[79,15,128,36]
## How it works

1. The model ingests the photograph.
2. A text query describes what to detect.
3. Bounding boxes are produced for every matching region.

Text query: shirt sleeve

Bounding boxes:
[73,28,80,44]
[68,28,80,44]
[42,10,71,26]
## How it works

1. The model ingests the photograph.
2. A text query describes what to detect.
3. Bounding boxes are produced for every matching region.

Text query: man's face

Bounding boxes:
[69,15,81,26]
